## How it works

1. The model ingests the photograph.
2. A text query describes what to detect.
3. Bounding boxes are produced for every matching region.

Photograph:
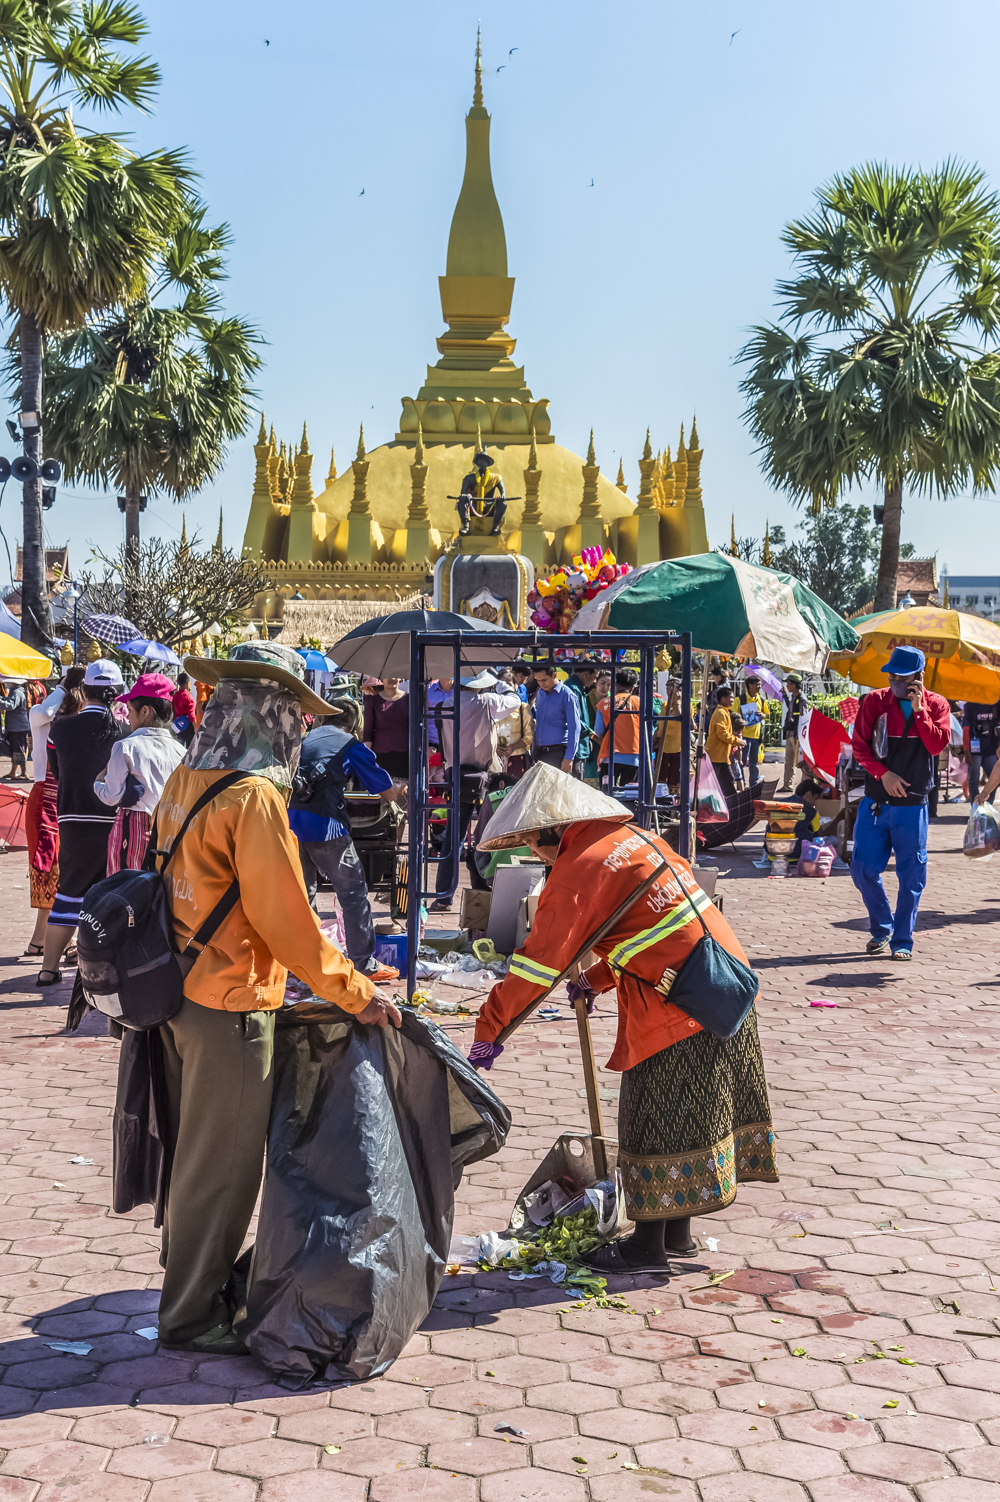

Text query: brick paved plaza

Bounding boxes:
[1,803,999,1501]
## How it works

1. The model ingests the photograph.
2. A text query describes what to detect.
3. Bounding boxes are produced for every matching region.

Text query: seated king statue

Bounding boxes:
[457,450,506,536]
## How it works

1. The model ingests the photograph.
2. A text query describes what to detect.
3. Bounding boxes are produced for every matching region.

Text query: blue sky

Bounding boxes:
[25,0,1000,581]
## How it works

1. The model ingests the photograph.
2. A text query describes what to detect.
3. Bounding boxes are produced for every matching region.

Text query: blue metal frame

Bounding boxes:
[405,629,693,1000]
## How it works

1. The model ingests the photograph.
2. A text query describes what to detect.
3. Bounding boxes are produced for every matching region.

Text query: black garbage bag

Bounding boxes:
[112,1026,171,1226]
[241,1005,510,1386]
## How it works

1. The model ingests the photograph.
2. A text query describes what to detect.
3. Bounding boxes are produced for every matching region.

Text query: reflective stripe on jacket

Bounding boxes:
[475,818,751,1071]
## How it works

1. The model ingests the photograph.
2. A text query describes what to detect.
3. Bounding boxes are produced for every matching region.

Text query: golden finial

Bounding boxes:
[268,423,276,450]
[690,414,700,450]
[586,428,596,465]
[943,576,950,607]
[527,427,538,469]
[473,26,484,107]
[730,515,739,559]
[215,507,223,552]
[325,446,337,488]
[642,428,652,462]
[414,419,424,465]
[356,424,366,461]
[677,423,686,454]
[616,458,627,492]
[762,522,772,567]
[300,421,310,455]
[256,413,267,443]
[475,421,483,456]
[180,513,188,550]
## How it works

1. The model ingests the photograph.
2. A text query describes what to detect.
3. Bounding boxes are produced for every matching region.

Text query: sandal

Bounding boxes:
[63,947,78,965]
[581,1241,673,1277]
[36,969,62,986]
[23,943,43,957]
[890,949,913,962]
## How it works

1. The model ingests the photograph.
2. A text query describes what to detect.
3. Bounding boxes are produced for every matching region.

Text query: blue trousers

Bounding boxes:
[851,797,928,952]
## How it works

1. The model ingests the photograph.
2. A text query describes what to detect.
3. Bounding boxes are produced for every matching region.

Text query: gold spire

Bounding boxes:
[473,25,483,108]
[179,512,188,551]
[325,445,337,488]
[730,515,739,558]
[579,429,602,520]
[266,427,280,502]
[672,425,687,505]
[475,421,483,457]
[943,576,950,607]
[636,429,657,512]
[762,522,773,567]
[350,424,371,515]
[616,458,627,493]
[407,421,429,525]
[291,426,315,509]
[215,506,223,552]
[256,413,266,444]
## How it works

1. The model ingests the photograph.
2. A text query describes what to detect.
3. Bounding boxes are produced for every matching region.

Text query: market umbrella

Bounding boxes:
[828,606,1000,700]
[329,609,517,680]
[0,631,52,679]
[122,638,181,667]
[570,554,859,670]
[297,648,338,672]
[799,707,852,785]
[81,612,142,646]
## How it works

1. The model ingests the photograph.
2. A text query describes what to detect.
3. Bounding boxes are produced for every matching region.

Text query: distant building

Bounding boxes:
[896,557,938,607]
[4,546,71,618]
[941,575,1000,616]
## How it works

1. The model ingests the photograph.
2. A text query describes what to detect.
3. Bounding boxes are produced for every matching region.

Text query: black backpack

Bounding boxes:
[76,771,246,1031]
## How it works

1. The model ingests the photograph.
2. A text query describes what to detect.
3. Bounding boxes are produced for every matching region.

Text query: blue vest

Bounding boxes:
[289,725,355,829]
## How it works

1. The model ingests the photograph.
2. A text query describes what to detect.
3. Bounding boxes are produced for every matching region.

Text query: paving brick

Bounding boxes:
[173,1409,275,1446]
[321,1436,423,1475]
[0,1441,109,1482]
[777,1410,880,1449]
[578,1409,676,1444]
[483,1477,588,1502]
[107,1438,216,1479]
[698,1476,809,1502]
[369,1474,475,1501]
[215,1438,319,1477]
[259,1478,367,1502]
[847,1443,954,1483]
[809,1480,913,1502]
[430,1380,524,1414]
[741,1438,847,1479]
[147,1477,258,1502]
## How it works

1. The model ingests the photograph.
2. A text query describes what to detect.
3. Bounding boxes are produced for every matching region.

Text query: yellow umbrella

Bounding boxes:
[829,606,1000,700]
[0,631,53,679]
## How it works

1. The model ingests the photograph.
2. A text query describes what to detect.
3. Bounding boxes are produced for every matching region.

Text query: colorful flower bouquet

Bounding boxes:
[527,548,631,634]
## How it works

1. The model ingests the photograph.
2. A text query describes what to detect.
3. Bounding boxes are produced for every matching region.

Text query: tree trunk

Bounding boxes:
[123,484,141,620]
[873,477,903,612]
[124,483,142,558]
[18,309,52,652]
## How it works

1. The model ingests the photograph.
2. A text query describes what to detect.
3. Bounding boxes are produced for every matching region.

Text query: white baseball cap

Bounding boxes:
[83,659,125,687]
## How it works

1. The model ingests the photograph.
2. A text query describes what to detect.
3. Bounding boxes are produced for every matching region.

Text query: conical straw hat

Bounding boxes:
[479,762,633,851]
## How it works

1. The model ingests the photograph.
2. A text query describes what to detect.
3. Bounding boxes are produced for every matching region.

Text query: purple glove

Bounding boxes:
[567,979,597,1015]
[468,1040,504,1071]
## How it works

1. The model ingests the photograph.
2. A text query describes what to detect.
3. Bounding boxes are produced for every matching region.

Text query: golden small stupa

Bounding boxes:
[242,33,708,624]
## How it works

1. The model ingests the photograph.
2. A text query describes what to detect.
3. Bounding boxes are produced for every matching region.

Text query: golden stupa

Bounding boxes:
[242,35,709,623]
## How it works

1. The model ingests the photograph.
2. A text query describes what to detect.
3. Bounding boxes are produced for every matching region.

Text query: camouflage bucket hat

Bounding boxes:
[184,641,334,717]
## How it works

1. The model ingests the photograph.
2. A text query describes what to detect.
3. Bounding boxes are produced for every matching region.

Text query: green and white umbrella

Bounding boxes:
[570,554,859,672]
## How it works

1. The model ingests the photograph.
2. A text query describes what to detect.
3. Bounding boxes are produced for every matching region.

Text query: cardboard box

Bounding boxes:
[459,888,492,932]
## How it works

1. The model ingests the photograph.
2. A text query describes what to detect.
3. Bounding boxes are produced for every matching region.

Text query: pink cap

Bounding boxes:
[117,672,176,703]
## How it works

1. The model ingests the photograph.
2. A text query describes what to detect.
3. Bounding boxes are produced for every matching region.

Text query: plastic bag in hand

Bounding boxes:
[963,803,1000,859]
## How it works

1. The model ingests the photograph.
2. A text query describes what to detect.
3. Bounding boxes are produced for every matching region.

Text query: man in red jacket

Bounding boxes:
[851,645,950,959]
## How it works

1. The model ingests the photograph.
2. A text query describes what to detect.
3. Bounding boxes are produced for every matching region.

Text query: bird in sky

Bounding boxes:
[509,47,518,56]
[496,64,505,72]
[730,29,741,43]
[359,189,365,197]
[263,38,269,45]
[588,178,594,187]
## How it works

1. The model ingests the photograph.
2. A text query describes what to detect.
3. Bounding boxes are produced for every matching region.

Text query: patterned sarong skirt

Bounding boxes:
[617,1006,777,1220]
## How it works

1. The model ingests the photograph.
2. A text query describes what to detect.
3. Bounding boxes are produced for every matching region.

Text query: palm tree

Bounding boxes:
[739,162,1000,610]
[40,201,261,571]
[0,0,191,649]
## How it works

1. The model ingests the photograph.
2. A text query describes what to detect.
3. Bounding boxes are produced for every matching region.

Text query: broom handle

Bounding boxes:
[572,985,608,1179]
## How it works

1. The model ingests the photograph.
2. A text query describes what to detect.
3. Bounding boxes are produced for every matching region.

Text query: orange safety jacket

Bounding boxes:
[474,818,751,1072]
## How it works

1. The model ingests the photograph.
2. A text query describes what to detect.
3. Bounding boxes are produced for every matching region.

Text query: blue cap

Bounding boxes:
[882,644,925,676]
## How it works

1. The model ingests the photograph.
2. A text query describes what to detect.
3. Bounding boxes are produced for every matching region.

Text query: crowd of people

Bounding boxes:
[0,636,992,1348]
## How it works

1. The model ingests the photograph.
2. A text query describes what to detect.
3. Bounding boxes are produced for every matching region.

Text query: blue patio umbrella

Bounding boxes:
[297,648,338,672]
[122,638,182,667]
